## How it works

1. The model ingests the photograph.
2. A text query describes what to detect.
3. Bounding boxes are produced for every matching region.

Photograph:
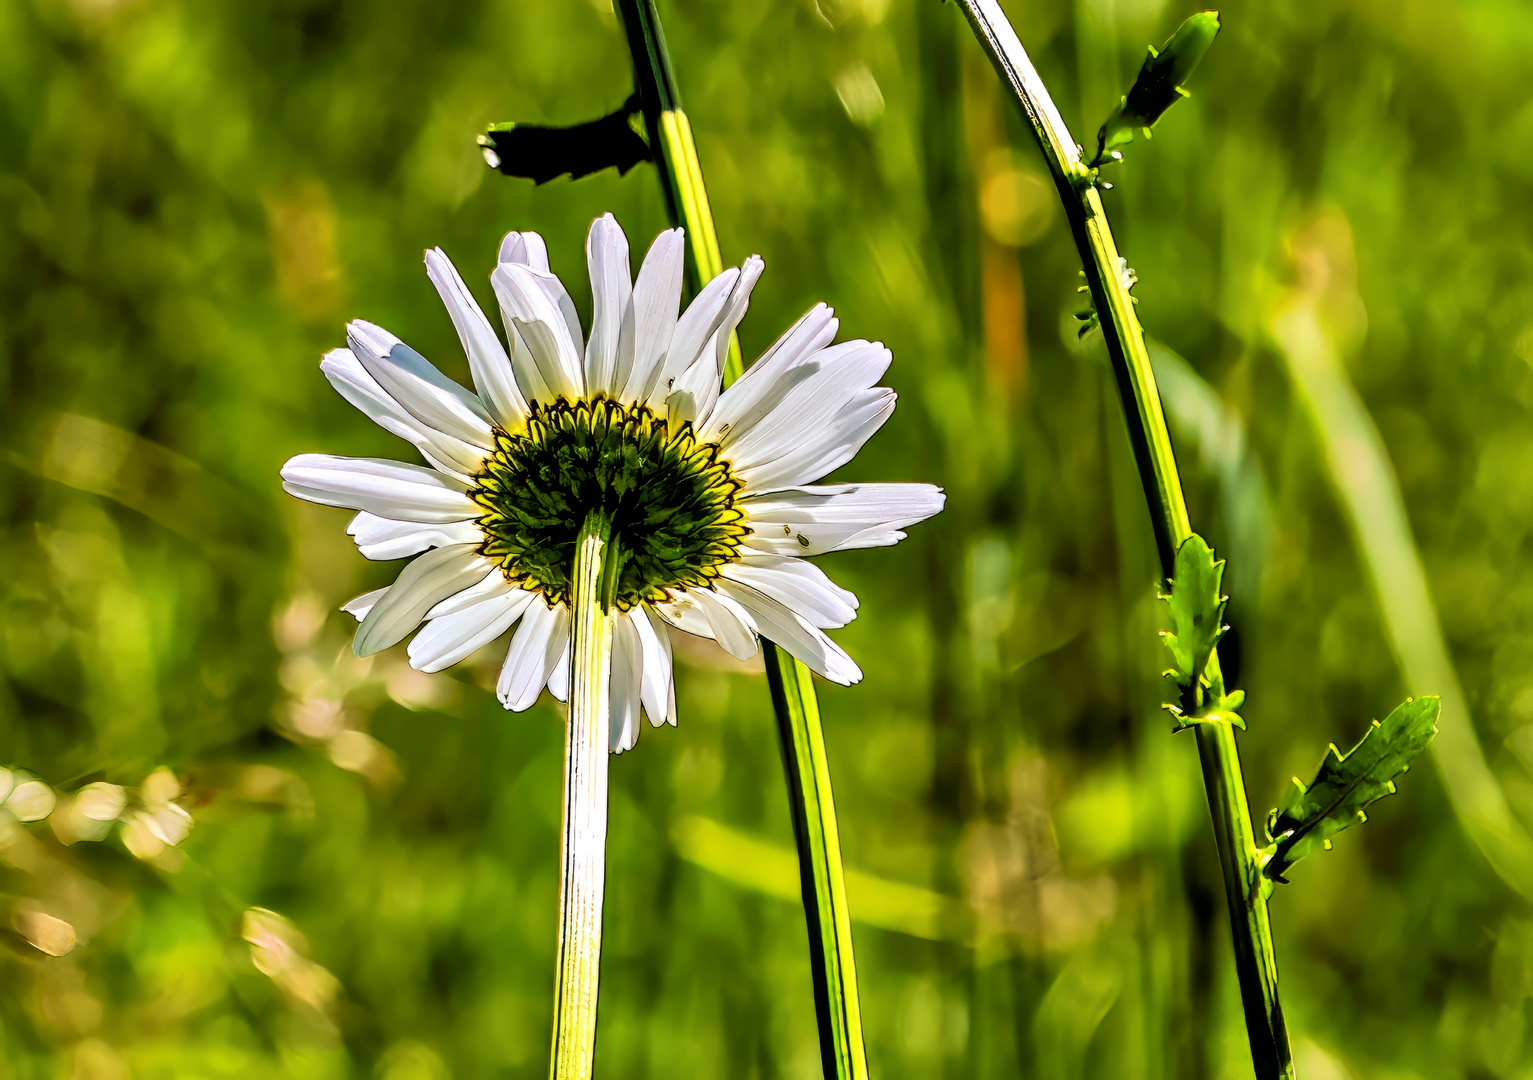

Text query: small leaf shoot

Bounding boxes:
[1090,11,1221,169]
[480,94,651,184]
[1260,696,1440,884]
[1159,533,1243,730]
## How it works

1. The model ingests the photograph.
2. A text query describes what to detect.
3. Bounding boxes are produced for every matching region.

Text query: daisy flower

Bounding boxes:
[280,214,943,751]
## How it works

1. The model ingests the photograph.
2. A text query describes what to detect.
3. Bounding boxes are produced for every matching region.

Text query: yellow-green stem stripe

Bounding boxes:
[615,1,867,1075]
[766,645,870,1080]
[548,511,616,1080]
[952,1,1293,1076]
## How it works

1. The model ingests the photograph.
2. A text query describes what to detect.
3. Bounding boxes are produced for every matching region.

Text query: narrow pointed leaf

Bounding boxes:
[1091,11,1221,167]
[1263,696,1439,882]
[480,96,651,185]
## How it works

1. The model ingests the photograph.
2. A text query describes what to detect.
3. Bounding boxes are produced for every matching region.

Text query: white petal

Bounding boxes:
[663,338,724,427]
[408,589,535,673]
[609,614,644,753]
[425,568,515,618]
[342,588,389,621]
[425,248,529,431]
[497,598,569,711]
[685,587,759,661]
[707,255,764,374]
[622,229,686,404]
[347,513,483,561]
[720,556,858,628]
[583,214,634,399]
[355,545,494,656]
[347,321,495,448]
[547,641,571,702]
[492,262,585,402]
[722,340,890,469]
[645,267,738,409]
[321,348,485,479]
[715,580,862,686]
[282,454,479,523]
[647,256,763,411]
[499,231,584,354]
[739,482,946,556]
[499,230,550,273]
[699,304,838,444]
[732,389,895,491]
[631,604,676,727]
[654,593,715,639]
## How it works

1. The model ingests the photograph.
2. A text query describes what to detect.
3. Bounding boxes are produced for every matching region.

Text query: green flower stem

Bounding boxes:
[548,510,619,1080]
[766,646,870,1080]
[616,0,742,382]
[615,3,869,1076]
[951,2,1293,1077]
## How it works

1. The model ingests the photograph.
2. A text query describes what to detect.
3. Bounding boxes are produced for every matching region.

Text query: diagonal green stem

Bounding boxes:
[951,2,1293,1076]
[615,3,868,1076]
[549,510,619,1080]
[766,647,870,1080]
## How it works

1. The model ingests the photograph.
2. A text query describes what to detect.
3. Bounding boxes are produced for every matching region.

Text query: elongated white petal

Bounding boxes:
[347,321,495,448]
[722,340,890,468]
[425,247,529,430]
[663,333,724,427]
[700,304,839,444]
[408,589,535,673]
[355,545,494,656]
[631,604,675,727]
[646,267,737,409]
[282,454,479,523]
[720,556,858,629]
[498,231,584,354]
[610,613,644,753]
[739,482,946,556]
[499,230,550,273]
[685,587,759,661]
[342,588,389,621]
[497,598,568,711]
[547,640,571,702]
[347,513,483,561]
[584,214,634,399]
[425,568,515,618]
[321,349,485,479]
[622,229,685,404]
[654,593,715,639]
[715,579,862,686]
[707,255,764,374]
[733,388,895,490]
[492,262,585,402]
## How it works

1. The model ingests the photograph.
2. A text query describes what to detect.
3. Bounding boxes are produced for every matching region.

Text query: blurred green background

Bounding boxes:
[2,0,1529,1076]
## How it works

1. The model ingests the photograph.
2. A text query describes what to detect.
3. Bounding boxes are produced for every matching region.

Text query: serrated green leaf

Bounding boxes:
[1261,695,1440,882]
[1091,11,1221,168]
[1160,533,1227,690]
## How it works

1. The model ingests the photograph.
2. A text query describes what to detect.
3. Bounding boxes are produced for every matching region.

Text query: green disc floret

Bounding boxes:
[472,398,747,610]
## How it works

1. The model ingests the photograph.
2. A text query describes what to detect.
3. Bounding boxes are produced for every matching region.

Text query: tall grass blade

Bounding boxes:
[615,2,870,1075]
[1270,296,1533,900]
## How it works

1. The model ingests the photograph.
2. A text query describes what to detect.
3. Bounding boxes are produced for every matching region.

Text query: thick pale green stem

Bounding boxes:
[951,2,1292,1076]
[549,511,617,1080]
[614,3,868,1076]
